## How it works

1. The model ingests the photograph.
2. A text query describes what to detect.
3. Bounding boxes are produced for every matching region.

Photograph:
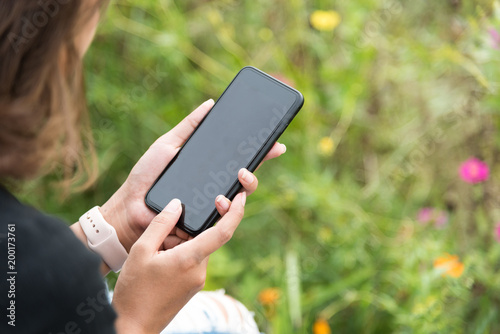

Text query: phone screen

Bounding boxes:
[146,67,301,233]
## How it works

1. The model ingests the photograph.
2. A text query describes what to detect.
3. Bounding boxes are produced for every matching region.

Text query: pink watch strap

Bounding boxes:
[79,206,128,272]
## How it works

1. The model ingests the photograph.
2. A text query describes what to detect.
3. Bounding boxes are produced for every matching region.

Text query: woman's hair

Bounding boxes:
[0,0,107,192]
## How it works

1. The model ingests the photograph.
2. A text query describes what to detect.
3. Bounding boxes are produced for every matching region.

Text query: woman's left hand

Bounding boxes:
[100,99,286,252]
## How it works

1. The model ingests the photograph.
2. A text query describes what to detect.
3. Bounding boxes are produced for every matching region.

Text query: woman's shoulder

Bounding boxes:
[0,185,102,285]
[0,186,117,333]
[0,186,70,235]
[0,186,89,260]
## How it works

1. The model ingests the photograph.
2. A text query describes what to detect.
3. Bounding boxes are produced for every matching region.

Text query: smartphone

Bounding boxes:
[145,66,304,236]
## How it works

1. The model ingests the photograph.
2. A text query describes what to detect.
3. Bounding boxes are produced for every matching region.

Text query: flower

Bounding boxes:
[270,73,295,87]
[413,296,438,316]
[318,226,333,243]
[447,261,465,278]
[258,288,280,306]
[495,223,500,242]
[434,210,448,228]
[459,157,489,184]
[433,253,464,278]
[417,207,433,224]
[318,137,334,156]
[313,318,331,334]
[416,208,448,228]
[310,10,341,32]
[258,27,273,41]
[489,28,500,49]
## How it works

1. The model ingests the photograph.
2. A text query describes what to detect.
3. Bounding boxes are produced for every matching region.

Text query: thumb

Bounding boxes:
[182,192,246,260]
[133,199,182,256]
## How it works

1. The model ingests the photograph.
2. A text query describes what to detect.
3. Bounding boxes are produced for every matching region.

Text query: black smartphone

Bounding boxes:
[145,66,304,236]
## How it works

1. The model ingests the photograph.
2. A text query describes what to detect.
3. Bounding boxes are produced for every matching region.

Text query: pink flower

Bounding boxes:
[416,208,449,228]
[269,73,295,87]
[417,208,433,224]
[459,157,489,184]
[489,28,500,49]
[495,223,500,243]
[434,211,449,228]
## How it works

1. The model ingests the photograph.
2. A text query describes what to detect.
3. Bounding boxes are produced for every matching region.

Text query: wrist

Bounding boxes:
[79,206,128,272]
[70,223,112,275]
[100,187,135,252]
[115,316,152,334]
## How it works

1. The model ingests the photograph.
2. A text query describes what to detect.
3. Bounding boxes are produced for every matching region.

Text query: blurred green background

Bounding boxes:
[24,0,500,332]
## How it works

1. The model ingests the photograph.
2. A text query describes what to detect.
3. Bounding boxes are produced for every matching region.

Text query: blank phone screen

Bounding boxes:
[147,68,299,233]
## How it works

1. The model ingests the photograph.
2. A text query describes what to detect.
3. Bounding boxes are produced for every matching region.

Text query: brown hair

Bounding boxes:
[0,0,107,192]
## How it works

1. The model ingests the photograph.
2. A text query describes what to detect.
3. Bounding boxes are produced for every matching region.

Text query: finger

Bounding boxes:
[173,227,190,241]
[162,235,185,250]
[215,194,231,216]
[180,192,246,260]
[159,99,215,148]
[132,199,182,256]
[255,142,287,171]
[238,168,258,195]
[263,142,286,162]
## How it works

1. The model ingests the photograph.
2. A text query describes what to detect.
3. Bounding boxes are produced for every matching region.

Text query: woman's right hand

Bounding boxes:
[112,193,246,334]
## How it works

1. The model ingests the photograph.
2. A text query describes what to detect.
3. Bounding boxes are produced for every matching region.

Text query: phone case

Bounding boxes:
[145,66,304,236]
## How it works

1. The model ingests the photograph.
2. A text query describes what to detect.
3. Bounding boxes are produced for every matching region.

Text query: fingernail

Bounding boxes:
[241,192,247,206]
[281,143,287,154]
[205,98,214,104]
[166,198,181,212]
[216,195,230,211]
[241,168,253,184]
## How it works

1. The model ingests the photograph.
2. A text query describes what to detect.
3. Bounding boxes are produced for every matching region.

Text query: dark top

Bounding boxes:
[0,186,116,333]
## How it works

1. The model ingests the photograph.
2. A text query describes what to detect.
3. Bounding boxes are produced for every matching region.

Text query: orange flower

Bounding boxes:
[433,253,458,267]
[447,262,464,278]
[258,288,280,306]
[313,318,331,334]
[433,253,464,278]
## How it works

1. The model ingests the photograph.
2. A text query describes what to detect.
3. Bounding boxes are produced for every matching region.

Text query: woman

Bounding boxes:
[0,1,285,332]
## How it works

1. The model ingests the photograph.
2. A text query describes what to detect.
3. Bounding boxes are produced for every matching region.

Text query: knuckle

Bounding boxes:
[130,241,147,255]
[233,208,244,222]
[187,115,200,129]
[180,254,199,271]
[253,177,259,187]
[218,227,234,244]
[153,213,171,226]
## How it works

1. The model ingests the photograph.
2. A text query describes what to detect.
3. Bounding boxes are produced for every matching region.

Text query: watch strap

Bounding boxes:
[79,206,128,272]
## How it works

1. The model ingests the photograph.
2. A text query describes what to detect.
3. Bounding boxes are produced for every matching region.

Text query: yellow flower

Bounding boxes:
[318,226,333,243]
[258,27,273,41]
[284,188,297,203]
[433,253,464,278]
[310,10,341,32]
[412,296,438,316]
[318,137,334,156]
[258,288,280,306]
[313,318,331,334]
